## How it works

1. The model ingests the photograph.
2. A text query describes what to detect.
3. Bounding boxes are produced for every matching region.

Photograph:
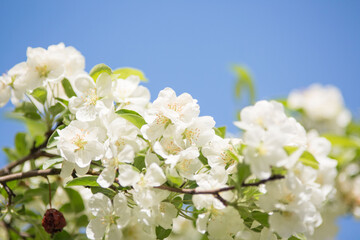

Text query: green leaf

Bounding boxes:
[251,211,269,228]
[116,109,147,128]
[323,134,360,148]
[61,78,77,98]
[55,97,69,106]
[237,162,251,186]
[171,196,183,209]
[76,214,89,227]
[198,152,209,165]
[42,157,63,169]
[13,102,41,120]
[113,67,148,82]
[90,63,112,81]
[65,176,100,187]
[64,188,85,213]
[233,65,256,104]
[133,155,146,171]
[167,175,183,187]
[3,147,18,161]
[284,146,319,169]
[49,102,66,116]
[31,87,47,104]
[156,226,172,240]
[90,187,116,199]
[47,125,65,148]
[214,126,226,138]
[53,231,72,240]
[15,132,29,156]
[25,118,47,137]
[299,151,319,169]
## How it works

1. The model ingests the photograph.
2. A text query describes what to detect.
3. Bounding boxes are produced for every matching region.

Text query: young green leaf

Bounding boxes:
[64,188,85,213]
[284,146,319,169]
[31,87,47,104]
[15,132,29,156]
[113,67,148,82]
[61,78,77,98]
[90,63,112,81]
[65,176,100,187]
[49,102,66,116]
[47,125,65,148]
[214,126,226,138]
[323,134,360,148]
[115,109,147,128]
[233,65,256,104]
[156,226,172,240]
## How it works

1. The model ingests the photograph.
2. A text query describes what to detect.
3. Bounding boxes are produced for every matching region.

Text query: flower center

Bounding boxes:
[72,132,88,151]
[36,65,50,78]
[184,128,200,145]
[82,88,99,106]
[168,103,183,112]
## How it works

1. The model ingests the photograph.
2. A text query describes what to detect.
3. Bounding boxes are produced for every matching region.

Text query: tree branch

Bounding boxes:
[0,151,57,176]
[0,123,60,177]
[0,169,61,183]
[154,174,284,195]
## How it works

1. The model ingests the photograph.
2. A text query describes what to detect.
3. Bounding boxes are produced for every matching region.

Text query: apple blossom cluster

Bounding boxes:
[287,84,351,134]
[234,101,338,238]
[0,43,358,240]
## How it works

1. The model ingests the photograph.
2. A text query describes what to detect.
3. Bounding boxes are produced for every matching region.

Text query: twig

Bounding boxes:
[1,183,16,206]
[215,193,228,206]
[2,220,33,239]
[0,122,61,177]
[241,174,284,187]
[0,151,57,176]
[44,176,52,208]
[154,174,284,195]
[0,169,61,183]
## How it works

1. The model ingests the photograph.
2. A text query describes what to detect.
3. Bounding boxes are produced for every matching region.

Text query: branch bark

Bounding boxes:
[154,174,284,195]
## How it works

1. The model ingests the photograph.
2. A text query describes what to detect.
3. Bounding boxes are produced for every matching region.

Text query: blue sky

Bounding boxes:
[0,1,359,238]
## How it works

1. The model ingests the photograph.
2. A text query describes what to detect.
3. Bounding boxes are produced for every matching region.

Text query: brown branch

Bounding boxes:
[154,174,284,195]
[1,182,16,206]
[0,169,61,183]
[241,174,284,187]
[215,193,228,206]
[0,151,58,176]
[0,123,61,177]
[155,185,235,194]
[0,168,101,184]
[2,220,33,239]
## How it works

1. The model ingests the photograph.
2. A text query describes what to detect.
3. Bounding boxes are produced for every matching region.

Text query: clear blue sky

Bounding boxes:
[0,1,359,238]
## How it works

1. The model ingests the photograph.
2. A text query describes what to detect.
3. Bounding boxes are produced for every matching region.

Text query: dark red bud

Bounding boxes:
[42,208,67,234]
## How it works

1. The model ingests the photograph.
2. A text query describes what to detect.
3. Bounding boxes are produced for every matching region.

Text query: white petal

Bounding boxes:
[113,193,131,227]
[118,164,140,187]
[89,193,112,217]
[107,224,123,240]
[86,217,107,240]
[97,166,116,188]
[145,163,166,187]
[196,213,210,234]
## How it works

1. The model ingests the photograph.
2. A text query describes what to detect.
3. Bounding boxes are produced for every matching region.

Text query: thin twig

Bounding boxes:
[1,183,16,206]
[154,174,284,195]
[0,169,61,183]
[2,220,33,239]
[44,176,52,208]
[214,193,228,206]
[241,174,284,187]
[0,122,61,177]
